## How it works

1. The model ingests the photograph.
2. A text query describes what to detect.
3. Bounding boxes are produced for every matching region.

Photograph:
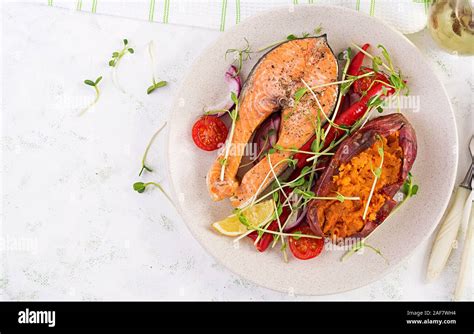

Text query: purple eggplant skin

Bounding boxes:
[306,113,418,240]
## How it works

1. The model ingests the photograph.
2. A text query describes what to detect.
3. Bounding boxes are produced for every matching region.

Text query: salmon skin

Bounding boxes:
[207,35,339,208]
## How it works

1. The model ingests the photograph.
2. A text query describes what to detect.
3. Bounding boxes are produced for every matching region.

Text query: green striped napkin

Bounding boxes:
[41,0,429,34]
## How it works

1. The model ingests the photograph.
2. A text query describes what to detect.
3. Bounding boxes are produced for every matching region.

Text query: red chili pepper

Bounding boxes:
[347,43,370,76]
[323,79,394,146]
[353,67,388,95]
[331,44,369,122]
[293,76,394,170]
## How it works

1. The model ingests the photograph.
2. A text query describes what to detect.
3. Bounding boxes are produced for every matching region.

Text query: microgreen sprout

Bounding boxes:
[351,43,409,111]
[255,25,323,53]
[272,199,288,262]
[389,172,419,217]
[146,41,168,95]
[402,172,419,198]
[138,122,167,176]
[236,208,321,240]
[341,239,388,264]
[147,80,168,94]
[204,109,230,116]
[225,38,251,75]
[238,158,297,210]
[294,71,374,106]
[362,135,385,220]
[80,76,102,116]
[109,39,134,93]
[109,39,134,67]
[301,78,351,134]
[292,188,360,204]
[225,27,324,75]
[133,181,173,204]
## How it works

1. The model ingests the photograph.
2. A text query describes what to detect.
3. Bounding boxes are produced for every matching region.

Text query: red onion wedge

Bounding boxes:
[252,113,281,163]
[283,178,315,232]
[205,65,242,117]
[283,207,307,232]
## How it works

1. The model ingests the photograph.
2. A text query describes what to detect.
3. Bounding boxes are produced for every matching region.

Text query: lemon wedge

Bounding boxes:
[212,199,275,236]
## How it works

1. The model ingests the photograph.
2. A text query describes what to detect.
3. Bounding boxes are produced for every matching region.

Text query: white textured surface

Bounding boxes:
[1,3,472,300]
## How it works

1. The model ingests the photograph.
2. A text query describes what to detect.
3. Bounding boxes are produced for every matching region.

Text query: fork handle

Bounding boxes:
[427,187,471,282]
[453,193,473,300]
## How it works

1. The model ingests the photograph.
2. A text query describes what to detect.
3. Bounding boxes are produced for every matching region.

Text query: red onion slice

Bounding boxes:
[282,179,316,232]
[283,207,307,232]
[252,113,281,162]
[205,65,242,117]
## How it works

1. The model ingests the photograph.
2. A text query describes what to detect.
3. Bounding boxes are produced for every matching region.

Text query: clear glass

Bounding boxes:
[428,0,474,55]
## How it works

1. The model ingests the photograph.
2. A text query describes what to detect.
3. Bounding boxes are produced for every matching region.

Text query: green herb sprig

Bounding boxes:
[225,38,252,75]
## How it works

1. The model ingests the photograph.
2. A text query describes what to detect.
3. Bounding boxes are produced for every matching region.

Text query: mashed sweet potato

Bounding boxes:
[316,132,402,241]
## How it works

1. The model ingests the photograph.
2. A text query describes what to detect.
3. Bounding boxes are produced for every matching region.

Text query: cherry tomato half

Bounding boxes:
[353,68,387,95]
[192,116,228,151]
[289,226,324,260]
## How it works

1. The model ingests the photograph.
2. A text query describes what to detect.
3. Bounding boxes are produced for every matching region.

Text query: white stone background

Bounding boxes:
[0,2,472,300]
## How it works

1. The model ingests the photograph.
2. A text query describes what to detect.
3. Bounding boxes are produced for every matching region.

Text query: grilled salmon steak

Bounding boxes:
[207,36,339,208]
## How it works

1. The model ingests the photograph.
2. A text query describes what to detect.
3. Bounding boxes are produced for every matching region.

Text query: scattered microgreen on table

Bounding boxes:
[146,41,168,95]
[133,181,173,204]
[109,39,134,67]
[139,122,167,176]
[109,39,134,93]
[80,76,102,116]
[147,80,168,95]
[133,122,174,206]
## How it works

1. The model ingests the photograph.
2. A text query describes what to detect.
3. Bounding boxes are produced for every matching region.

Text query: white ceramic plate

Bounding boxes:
[167,5,458,295]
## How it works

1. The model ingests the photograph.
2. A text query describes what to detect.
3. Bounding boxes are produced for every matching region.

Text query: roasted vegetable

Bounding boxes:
[306,113,417,242]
